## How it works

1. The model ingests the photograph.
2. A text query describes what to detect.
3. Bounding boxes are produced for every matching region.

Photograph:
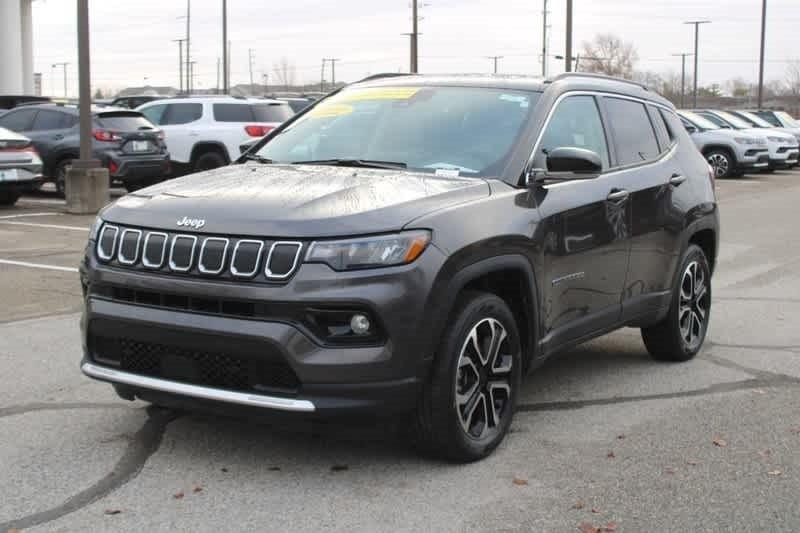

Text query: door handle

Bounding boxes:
[52,134,64,141]
[669,174,687,186]
[606,189,630,202]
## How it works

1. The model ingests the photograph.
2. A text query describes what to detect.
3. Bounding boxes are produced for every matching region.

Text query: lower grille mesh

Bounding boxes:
[92,336,300,393]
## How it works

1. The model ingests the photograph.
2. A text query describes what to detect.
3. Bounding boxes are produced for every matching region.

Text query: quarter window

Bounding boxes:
[31,110,69,130]
[163,103,203,125]
[140,104,167,125]
[604,97,660,166]
[538,95,610,170]
[0,108,37,132]
[647,106,671,152]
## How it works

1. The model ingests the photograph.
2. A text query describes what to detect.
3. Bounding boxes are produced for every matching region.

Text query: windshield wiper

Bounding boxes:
[291,158,407,170]
[243,153,274,164]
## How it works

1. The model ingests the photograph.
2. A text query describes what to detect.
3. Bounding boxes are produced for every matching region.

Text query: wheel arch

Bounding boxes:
[190,141,231,165]
[701,144,738,166]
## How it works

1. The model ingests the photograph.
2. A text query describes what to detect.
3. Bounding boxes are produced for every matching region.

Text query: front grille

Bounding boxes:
[97,224,304,283]
[92,335,300,393]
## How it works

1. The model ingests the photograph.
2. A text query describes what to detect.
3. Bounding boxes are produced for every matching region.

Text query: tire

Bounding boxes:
[413,291,522,462]
[641,244,711,362]
[705,149,733,180]
[0,191,21,206]
[55,158,73,197]
[192,151,226,173]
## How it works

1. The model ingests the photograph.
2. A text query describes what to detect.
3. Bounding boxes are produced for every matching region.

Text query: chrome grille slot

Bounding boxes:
[169,235,198,272]
[230,240,264,278]
[118,229,142,265]
[142,232,168,269]
[97,225,119,261]
[198,237,229,275]
[265,241,302,279]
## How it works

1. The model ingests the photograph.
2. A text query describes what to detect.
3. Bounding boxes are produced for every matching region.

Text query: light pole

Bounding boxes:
[684,20,711,108]
[541,0,549,76]
[410,0,418,73]
[757,0,767,109]
[52,62,69,97]
[565,0,573,72]
[222,0,228,94]
[486,56,503,74]
[672,53,693,108]
[172,38,185,92]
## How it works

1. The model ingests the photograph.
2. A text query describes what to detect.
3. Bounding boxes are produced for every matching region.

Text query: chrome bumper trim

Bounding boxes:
[82,362,315,412]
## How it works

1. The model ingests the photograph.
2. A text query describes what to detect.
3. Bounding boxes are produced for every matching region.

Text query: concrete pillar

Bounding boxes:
[0,0,24,94]
[20,0,34,94]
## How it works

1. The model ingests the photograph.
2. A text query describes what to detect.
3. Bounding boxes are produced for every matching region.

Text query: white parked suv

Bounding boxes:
[137,96,293,174]
[678,110,769,178]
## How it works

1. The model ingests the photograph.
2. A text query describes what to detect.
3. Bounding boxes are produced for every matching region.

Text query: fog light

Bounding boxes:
[350,314,371,335]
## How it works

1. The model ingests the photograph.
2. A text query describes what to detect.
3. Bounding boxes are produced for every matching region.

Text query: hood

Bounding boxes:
[102,163,490,237]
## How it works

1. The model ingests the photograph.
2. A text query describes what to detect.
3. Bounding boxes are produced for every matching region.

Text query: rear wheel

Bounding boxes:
[414,291,522,462]
[0,191,21,206]
[705,150,733,179]
[192,151,226,173]
[641,244,711,362]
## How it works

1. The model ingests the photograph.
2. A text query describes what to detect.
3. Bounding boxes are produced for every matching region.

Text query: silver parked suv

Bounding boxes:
[678,110,768,178]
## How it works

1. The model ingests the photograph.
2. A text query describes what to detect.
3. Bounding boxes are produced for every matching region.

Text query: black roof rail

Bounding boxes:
[547,72,649,91]
[355,72,415,83]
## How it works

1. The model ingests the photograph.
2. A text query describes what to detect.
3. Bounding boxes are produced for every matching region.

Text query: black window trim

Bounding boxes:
[527,90,679,189]
[597,94,662,171]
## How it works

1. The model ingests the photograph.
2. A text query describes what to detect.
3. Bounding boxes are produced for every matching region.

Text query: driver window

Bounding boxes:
[538,95,610,170]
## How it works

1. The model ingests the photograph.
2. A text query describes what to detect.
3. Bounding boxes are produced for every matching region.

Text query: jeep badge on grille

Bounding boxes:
[176,217,206,230]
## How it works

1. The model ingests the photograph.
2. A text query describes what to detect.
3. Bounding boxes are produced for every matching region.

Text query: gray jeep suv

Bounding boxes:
[80,73,719,461]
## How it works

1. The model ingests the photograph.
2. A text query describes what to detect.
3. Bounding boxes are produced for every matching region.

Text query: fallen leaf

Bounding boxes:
[268,466,281,471]
[686,459,699,466]
[104,509,122,516]
[712,437,727,447]
[606,451,615,459]
[572,500,585,510]
[616,434,626,440]
[578,523,600,533]
[8,529,21,533]
[512,477,529,486]
[768,470,783,476]
[790,427,800,435]
[758,449,772,458]
[173,491,184,500]
[591,507,601,514]
[220,467,228,473]
[664,468,676,475]
[331,464,349,472]
[604,523,618,532]
[192,485,203,493]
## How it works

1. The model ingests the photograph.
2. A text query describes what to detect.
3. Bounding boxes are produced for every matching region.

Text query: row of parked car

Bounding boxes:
[0,94,316,205]
[678,109,800,179]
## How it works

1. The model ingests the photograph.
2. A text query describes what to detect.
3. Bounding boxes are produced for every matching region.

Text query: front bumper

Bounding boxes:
[80,243,446,416]
[736,151,770,170]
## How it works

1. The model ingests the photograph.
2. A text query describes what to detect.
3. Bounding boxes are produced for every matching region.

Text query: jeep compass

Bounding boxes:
[80,73,719,461]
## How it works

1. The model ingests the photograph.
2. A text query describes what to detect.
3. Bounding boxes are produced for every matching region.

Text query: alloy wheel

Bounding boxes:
[454,318,514,440]
[707,153,729,178]
[678,261,710,349]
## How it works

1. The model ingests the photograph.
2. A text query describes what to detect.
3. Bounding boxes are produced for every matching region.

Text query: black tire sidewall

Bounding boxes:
[193,152,226,172]
[56,159,72,196]
[670,244,712,359]
[433,293,522,460]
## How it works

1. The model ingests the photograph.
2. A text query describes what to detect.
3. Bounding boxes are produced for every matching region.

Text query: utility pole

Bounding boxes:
[565,0,573,72]
[541,0,548,76]
[486,56,503,74]
[684,20,710,108]
[672,53,693,108]
[757,0,767,109]
[248,48,255,94]
[320,59,326,92]
[185,0,191,93]
[173,39,185,92]
[52,62,69,97]
[222,0,228,94]
[188,61,196,94]
[262,73,269,95]
[410,0,419,73]
[323,58,340,87]
[216,57,221,94]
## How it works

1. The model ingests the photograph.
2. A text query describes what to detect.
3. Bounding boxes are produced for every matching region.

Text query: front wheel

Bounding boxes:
[706,150,733,180]
[0,191,21,206]
[414,291,522,462]
[641,244,711,362]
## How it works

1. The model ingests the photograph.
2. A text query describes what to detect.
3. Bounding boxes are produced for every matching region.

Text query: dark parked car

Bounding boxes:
[0,126,44,205]
[80,73,718,461]
[0,104,170,194]
[0,95,51,110]
[110,95,164,110]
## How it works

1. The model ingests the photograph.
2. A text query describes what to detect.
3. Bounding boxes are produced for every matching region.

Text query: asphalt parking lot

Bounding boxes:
[2,171,800,532]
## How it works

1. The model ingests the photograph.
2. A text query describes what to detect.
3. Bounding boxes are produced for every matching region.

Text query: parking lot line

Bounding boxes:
[0,212,62,220]
[0,221,87,231]
[0,259,79,273]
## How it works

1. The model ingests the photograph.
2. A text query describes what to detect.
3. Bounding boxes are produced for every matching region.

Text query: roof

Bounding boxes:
[139,95,285,105]
[6,103,142,115]
[348,72,674,108]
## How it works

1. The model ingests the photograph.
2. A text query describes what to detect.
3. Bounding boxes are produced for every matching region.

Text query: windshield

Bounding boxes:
[679,111,720,130]
[776,111,799,127]
[255,85,540,177]
[714,111,752,130]
[736,110,774,128]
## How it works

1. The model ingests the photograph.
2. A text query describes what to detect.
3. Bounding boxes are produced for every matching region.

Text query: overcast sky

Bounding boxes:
[30,0,800,97]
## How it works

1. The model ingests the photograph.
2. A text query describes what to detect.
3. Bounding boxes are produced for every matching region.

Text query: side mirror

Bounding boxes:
[546,147,603,174]
[684,124,697,134]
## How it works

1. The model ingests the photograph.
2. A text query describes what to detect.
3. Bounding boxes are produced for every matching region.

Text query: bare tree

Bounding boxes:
[786,60,800,98]
[272,57,297,91]
[631,70,663,91]
[579,33,638,79]
[726,77,753,98]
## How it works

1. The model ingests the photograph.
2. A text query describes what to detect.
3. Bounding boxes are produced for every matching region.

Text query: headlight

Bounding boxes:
[306,230,431,270]
[89,216,104,241]
[734,137,759,145]
[767,136,786,143]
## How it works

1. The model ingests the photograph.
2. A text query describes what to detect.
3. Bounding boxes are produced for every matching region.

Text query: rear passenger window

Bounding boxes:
[604,97,660,166]
[213,104,254,122]
[647,106,671,152]
[140,104,167,125]
[0,108,37,132]
[538,95,610,170]
[163,103,202,125]
[31,110,69,130]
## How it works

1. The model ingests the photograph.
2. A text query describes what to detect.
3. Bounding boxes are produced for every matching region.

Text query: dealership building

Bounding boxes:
[0,0,35,94]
